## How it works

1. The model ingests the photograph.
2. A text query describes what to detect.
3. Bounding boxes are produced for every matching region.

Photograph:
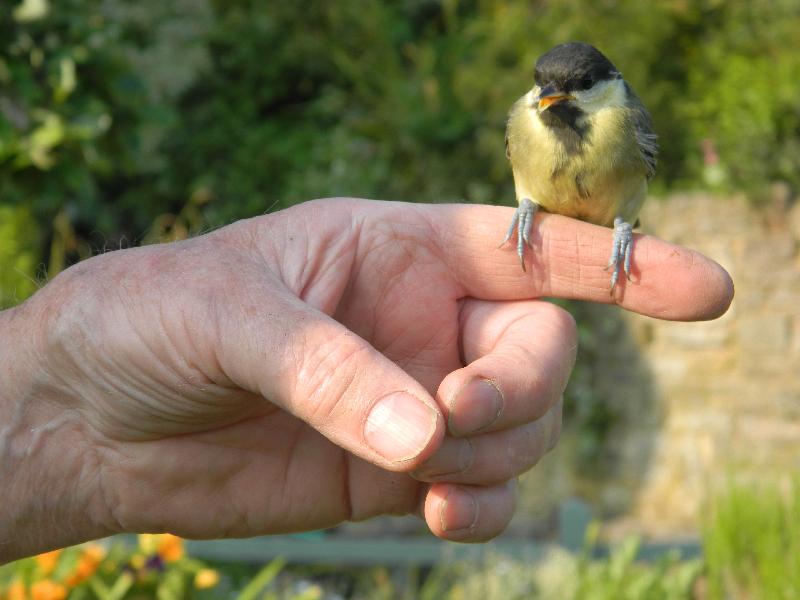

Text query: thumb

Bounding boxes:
[216,281,444,471]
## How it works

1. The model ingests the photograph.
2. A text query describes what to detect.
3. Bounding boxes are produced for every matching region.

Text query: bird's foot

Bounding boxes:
[604,216,634,293]
[499,198,538,271]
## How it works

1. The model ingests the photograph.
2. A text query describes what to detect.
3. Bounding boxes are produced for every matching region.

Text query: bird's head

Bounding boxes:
[528,42,627,130]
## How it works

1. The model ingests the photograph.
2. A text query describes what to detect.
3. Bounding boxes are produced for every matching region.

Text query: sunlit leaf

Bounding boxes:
[54,57,77,103]
[12,0,49,23]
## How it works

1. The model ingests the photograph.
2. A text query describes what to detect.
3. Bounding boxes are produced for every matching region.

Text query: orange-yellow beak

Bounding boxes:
[538,92,574,111]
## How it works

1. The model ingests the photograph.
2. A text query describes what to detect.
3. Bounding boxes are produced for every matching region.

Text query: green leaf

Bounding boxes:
[157,568,185,600]
[235,557,287,600]
[107,572,134,600]
[54,57,77,103]
[88,577,113,600]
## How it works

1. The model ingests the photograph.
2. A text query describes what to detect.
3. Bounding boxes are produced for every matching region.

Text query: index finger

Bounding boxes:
[421,204,734,321]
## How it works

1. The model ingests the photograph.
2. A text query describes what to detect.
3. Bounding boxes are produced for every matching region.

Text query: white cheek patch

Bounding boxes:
[575,79,627,114]
[526,87,540,107]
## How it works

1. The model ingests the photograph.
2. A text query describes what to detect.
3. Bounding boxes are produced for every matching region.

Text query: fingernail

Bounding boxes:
[412,438,474,481]
[365,393,438,463]
[448,379,503,436]
[440,488,479,533]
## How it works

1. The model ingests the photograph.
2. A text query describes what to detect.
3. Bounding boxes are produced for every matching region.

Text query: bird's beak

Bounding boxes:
[537,85,574,111]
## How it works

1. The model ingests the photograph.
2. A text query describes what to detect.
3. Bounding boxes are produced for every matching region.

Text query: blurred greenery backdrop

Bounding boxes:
[3,2,800,596]
[3,0,800,306]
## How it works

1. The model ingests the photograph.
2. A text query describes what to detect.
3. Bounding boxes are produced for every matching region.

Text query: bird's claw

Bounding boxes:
[605,216,634,294]
[500,198,538,272]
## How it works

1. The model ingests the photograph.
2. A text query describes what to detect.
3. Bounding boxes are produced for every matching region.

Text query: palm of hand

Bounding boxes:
[53,201,483,538]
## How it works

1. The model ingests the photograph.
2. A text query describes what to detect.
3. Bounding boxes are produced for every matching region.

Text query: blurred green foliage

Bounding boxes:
[3,0,800,269]
[0,531,703,599]
[0,204,39,307]
[422,534,701,600]
[703,478,800,599]
[5,479,800,599]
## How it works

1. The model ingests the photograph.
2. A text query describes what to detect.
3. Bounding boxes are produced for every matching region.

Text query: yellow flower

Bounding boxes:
[4,580,26,600]
[64,543,105,587]
[129,553,146,570]
[194,568,220,589]
[156,534,184,563]
[34,549,62,576]
[137,534,158,554]
[30,581,66,600]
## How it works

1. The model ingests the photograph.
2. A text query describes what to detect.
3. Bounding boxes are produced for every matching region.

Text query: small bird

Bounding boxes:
[502,42,657,291]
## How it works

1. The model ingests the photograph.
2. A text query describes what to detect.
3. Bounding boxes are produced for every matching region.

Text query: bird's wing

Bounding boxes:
[625,83,658,180]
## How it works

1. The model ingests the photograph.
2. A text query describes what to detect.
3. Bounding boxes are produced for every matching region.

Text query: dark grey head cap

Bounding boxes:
[534,42,620,93]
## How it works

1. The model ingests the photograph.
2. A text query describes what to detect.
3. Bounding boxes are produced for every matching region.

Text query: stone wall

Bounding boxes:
[516,192,800,539]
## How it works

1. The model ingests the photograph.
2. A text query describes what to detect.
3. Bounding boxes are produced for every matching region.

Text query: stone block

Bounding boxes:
[668,410,733,435]
[734,414,800,439]
[737,314,790,354]
[788,200,800,241]
[739,353,795,378]
[767,285,800,312]
[647,355,689,382]
[732,283,768,311]
[742,234,797,272]
[656,319,732,349]
[793,316,800,354]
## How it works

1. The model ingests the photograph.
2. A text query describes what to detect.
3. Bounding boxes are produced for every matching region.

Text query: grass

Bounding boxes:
[703,478,800,599]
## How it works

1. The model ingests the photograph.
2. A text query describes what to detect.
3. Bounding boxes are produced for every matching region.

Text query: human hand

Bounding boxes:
[0,198,733,562]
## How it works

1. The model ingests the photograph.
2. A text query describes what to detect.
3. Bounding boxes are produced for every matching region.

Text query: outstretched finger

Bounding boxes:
[419,204,734,321]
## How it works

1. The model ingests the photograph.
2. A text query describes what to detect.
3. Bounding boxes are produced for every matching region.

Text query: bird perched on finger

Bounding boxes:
[502,42,658,291]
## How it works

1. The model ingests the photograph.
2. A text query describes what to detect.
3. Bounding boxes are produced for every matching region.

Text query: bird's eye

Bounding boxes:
[579,76,594,90]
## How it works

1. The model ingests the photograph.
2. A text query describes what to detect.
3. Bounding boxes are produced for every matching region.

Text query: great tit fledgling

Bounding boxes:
[502,42,658,291]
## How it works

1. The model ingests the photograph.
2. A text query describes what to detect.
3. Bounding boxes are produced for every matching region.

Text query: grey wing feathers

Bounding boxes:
[625,83,658,179]
[635,126,658,180]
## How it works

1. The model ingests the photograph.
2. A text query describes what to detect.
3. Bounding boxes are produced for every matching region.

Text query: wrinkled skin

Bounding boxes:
[0,199,733,563]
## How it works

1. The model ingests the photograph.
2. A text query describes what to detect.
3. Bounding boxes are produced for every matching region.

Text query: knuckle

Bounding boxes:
[538,301,578,346]
[507,420,549,474]
[294,331,370,424]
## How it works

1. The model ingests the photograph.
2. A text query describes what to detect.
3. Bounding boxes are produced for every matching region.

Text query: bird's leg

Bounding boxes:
[605,216,634,293]
[499,198,538,271]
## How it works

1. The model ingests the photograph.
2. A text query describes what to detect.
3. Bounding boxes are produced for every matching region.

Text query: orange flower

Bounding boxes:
[4,580,26,600]
[64,543,105,587]
[30,581,66,600]
[34,550,63,576]
[194,568,220,589]
[156,534,184,563]
[82,543,105,565]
